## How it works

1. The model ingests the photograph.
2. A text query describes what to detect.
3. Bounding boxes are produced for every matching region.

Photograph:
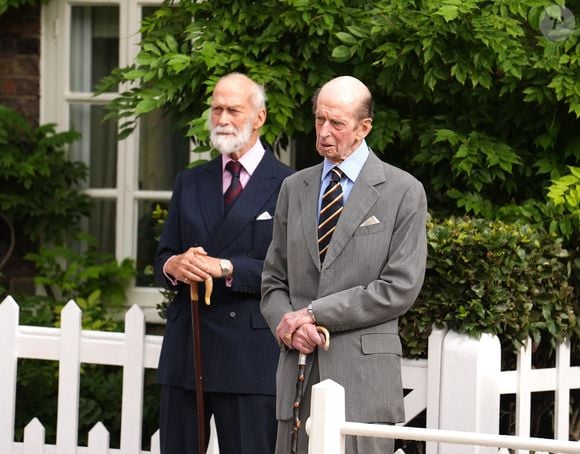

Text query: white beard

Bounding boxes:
[209,119,254,155]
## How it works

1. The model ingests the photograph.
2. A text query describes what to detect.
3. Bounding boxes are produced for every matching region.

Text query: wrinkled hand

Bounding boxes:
[276,307,320,353]
[166,247,223,283]
[291,324,327,354]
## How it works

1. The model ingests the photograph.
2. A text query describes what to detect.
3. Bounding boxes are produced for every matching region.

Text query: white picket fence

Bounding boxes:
[1,296,579,454]
[308,380,580,454]
[0,296,164,454]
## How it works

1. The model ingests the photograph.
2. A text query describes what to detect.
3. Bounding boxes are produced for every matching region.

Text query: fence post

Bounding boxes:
[0,297,18,454]
[120,305,146,453]
[56,300,82,454]
[438,331,501,454]
[307,379,346,454]
[554,340,570,443]
[426,327,447,454]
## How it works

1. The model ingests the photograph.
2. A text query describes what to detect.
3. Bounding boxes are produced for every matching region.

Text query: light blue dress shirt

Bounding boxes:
[318,140,370,219]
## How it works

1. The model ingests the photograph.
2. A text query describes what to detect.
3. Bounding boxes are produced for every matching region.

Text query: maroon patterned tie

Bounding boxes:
[224,160,243,212]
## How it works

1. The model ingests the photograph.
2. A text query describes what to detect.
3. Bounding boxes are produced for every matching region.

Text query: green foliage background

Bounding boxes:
[102,0,579,226]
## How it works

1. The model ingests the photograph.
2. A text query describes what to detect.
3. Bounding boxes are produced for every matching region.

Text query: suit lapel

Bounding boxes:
[207,151,280,256]
[198,157,226,238]
[322,152,385,267]
[299,165,324,269]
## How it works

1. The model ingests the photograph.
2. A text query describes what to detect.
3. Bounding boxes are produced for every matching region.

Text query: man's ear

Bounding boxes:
[357,118,373,140]
[253,108,267,130]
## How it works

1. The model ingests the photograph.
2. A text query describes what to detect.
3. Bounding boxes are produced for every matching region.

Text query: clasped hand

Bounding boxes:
[166,247,222,284]
[276,308,326,354]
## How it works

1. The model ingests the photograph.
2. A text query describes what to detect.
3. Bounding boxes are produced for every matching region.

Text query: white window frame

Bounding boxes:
[41,0,173,323]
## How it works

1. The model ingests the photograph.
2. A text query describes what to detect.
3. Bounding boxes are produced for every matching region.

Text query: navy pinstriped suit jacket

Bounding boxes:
[155,149,294,395]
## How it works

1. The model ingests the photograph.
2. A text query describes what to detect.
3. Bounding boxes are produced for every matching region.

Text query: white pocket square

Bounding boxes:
[256,211,273,220]
[360,216,380,227]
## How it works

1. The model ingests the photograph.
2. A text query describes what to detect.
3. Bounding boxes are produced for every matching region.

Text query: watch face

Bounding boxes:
[220,260,231,276]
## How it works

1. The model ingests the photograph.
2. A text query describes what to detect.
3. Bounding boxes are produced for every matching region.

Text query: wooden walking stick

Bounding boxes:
[290,325,330,454]
[189,278,213,453]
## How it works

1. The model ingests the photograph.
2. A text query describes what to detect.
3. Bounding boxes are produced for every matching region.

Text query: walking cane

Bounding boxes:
[290,325,330,454]
[189,278,213,454]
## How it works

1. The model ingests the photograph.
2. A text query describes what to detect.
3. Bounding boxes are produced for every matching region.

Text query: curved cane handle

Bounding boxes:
[190,278,213,305]
[316,325,330,351]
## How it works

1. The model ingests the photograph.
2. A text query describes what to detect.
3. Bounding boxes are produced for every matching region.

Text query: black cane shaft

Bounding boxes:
[289,327,330,454]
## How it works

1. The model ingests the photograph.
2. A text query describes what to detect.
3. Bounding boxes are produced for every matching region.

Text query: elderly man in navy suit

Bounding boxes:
[155,73,294,454]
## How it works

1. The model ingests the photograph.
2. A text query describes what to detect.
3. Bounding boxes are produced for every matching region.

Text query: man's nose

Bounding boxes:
[318,121,332,137]
[217,111,231,125]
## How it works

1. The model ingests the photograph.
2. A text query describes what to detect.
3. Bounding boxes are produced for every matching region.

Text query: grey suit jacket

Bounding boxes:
[261,151,427,423]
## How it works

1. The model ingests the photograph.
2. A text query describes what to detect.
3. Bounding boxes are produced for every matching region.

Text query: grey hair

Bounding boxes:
[218,72,266,111]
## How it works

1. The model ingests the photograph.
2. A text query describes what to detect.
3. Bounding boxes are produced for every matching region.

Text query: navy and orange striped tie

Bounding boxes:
[318,167,343,262]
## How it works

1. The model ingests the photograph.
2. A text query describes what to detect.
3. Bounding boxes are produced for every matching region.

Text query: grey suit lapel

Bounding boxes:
[322,152,385,267]
[299,165,324,269]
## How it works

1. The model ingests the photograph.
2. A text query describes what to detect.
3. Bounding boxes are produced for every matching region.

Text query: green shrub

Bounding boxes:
[401,216,577,358]
[0,106,90,246]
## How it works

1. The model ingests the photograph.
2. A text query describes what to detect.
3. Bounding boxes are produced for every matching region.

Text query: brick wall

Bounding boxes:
[0,4,41,126]
[0,5,42,294]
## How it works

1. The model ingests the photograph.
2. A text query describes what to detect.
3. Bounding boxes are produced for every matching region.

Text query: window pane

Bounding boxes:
[73,199,116,257]
[139,110,190,191]
[70,6,119,93]
[136,200,168,286]
[69,104,118,189]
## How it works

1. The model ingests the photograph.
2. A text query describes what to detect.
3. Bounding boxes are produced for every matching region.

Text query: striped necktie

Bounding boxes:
[318,167,343,262]
[224,160,243,213]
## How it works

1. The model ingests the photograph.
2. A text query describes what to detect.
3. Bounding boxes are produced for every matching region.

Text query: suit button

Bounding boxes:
[229,311,236,318]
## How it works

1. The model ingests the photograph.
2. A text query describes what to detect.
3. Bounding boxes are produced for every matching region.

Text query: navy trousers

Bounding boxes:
[159,385,276,454]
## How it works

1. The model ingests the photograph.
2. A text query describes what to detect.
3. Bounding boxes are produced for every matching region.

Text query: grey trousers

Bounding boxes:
[274,353,395,454]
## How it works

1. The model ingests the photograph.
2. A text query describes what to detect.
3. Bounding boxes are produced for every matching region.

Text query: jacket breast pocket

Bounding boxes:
[354,222,387,236]
[251,219,274,258]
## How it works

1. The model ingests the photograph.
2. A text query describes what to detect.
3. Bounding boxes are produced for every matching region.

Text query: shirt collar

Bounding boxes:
[321,140,369,183]
[222,138,266,176]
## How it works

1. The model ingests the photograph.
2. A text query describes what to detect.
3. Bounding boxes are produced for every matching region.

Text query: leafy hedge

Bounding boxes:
[401,216,578,358]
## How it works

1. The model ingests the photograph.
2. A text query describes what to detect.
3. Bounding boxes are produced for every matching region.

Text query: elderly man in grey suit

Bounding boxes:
[261,75,428,454]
